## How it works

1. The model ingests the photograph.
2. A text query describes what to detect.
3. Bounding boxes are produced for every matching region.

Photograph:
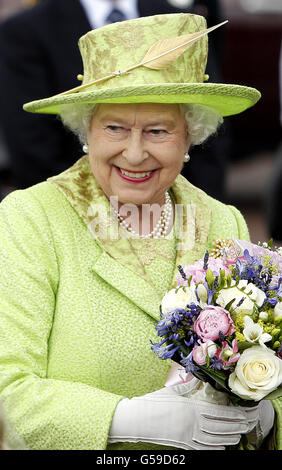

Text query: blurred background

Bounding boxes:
[0,0,281,246]
[220,0,282,248]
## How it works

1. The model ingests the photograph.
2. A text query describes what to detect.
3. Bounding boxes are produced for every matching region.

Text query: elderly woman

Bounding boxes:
[0,14,278,450]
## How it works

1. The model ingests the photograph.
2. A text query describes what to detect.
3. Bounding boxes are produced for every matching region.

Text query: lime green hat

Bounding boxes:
[23,13,261,117]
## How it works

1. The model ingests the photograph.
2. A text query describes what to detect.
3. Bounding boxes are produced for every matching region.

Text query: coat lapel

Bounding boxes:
[92,251,163,321]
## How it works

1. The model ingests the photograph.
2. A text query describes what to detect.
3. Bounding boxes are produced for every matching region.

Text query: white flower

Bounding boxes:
[259,311,268,321]
[274,302,282,320]
[277,247,282,256]
[196,283,208,303]
[216,280,266,315]
[243,316,272,347]
[206,341,217,357]
[192,340,217,365]
[161,284,199,314]
[228,346,282,401]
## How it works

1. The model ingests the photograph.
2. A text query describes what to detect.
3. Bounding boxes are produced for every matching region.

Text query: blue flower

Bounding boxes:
[266,297,278,307]
[180,351,199,373]
[203,251,209,270]
[151,304,202,363]
[155,308,183,336]
[155,306,200,339]
[268,277,282,301]
[177,265,188,282]
[206,286,215,304]
[209,356,224,370]
[184,329,199,348]
[150,339,180,360]
[277,278,282,296]
[233,249,279,299]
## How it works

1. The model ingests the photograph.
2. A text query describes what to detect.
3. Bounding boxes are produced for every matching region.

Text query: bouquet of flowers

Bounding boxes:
[151,239,282,406]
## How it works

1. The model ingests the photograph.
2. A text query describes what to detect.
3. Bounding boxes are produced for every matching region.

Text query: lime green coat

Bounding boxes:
[0,156,279,450]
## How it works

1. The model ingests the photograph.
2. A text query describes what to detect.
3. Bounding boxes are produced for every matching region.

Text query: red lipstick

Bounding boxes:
[115,166,156,184]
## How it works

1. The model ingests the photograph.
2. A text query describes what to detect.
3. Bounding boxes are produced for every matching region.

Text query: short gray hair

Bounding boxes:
[59,102,223,146]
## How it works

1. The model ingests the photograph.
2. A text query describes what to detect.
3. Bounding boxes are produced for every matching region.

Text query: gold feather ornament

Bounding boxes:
[61,20,228,96]
[141,21,227,70]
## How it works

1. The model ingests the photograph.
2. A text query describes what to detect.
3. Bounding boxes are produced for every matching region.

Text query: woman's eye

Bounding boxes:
[107,125,122,132]
[149,129,166,135]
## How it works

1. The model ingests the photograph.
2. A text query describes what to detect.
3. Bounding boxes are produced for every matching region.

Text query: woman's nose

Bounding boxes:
[122,131,149,165]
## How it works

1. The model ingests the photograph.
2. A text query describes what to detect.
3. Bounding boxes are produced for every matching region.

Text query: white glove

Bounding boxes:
[170,380,275,448]
[164,380,275,448]
[108,381,254,450]
[167,379,274,448]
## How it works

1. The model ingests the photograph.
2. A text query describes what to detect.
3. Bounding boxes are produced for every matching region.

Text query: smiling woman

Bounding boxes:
[0,13,277,451]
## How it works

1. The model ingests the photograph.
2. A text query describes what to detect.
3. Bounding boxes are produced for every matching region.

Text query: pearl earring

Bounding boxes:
[184,153,190,162]
[83,144,89,154]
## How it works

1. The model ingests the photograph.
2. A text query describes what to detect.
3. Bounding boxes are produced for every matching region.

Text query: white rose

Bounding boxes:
[274,302,282,320]
[161,284,199,314]
[216,280,266,315]
[228,346,282,401]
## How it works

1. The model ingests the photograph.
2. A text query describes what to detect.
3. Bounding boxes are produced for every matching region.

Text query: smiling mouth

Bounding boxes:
[115,166,156,180]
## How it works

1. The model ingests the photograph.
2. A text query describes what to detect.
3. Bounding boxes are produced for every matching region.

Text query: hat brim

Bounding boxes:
[23,83,261,117]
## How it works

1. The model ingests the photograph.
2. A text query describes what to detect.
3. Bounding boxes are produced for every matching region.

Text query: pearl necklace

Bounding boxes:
[112,192,173,239]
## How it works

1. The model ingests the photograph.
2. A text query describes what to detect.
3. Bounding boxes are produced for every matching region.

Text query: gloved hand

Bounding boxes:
[167,380,275,448]
[108,381,254,450]
[149,380,275,448]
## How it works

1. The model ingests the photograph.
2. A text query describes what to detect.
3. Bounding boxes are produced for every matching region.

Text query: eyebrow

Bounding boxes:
[100,115,176,128]
[144,120,175,127]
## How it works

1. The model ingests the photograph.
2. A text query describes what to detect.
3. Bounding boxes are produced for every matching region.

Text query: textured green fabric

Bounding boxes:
[22,14,261,117]
[272,400,282,449]
[0,155,278,450]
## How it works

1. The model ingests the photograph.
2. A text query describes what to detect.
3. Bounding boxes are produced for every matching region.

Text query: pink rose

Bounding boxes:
[193,306,236,342]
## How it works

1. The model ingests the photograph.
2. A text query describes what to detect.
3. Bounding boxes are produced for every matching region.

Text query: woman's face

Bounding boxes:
[87,103,190,206]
